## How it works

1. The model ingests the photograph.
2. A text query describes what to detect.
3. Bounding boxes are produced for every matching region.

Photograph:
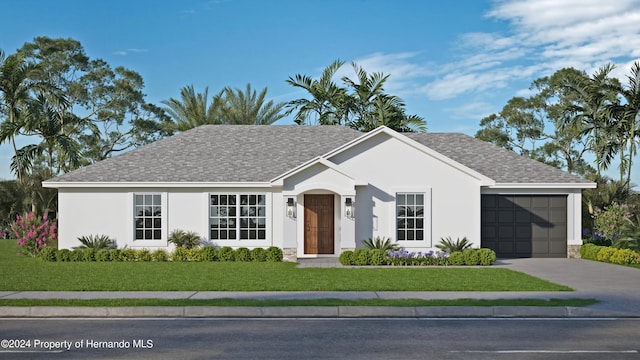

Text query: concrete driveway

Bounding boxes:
[498,258,640,314]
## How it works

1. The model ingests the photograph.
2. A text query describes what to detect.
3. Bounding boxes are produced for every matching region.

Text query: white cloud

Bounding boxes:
[443,101,497,122]
[425,0,640,100]
[112,48,149,56]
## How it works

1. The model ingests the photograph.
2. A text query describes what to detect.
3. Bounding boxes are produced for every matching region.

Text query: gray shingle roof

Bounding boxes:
[48,125,592,185]
[50,125,362,182]
[404,132,592,184]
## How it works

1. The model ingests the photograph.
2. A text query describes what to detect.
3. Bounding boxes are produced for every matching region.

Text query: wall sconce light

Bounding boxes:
[287,197,296,218]
[345,197,354,218]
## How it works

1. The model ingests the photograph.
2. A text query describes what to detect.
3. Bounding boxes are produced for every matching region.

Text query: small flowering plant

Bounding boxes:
[10,212,58,257]
[592,203,633,242]
[386,249,449,266]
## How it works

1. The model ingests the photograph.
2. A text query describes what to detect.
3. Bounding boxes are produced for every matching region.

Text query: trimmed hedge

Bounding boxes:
[36,246,284,263]
[581,243,640,265]
[338,248,497,266]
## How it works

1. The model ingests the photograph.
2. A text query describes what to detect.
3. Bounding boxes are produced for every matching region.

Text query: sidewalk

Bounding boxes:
[1,259,639,318]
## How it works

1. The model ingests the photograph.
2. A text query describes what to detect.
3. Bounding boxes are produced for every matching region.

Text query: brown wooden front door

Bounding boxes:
[304,194,334,254]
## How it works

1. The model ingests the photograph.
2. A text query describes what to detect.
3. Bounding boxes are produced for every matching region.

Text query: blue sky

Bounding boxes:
[1,0,640,182]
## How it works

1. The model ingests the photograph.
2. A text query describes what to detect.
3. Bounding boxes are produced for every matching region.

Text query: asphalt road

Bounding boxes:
[1,318,639,359]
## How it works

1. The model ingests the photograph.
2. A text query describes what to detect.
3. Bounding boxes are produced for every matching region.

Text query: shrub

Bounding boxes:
[11,212,57,257]
[596,247,617,263]
[476,248,497,265]
[250,248,266,262]
[82,248,96,262]
[108,249,121,261]
[361,236,399,251]
[136,248,152,262]
[201,246,218,261]
[462,249,481,265]
[74,234,116,250]
[580,243,603,260]
[151,249,169,262]
[436,236,472,253]
[339,250,354,265]
[172,247,189,262]
[119,248,137,262]
[95,249,110,262]
[168,229,202,249]
[609,248,640,265]
[235,247,251,262]
[352,248,371,265]
[188,248,206,262]
[218,246,235,262]
[56,248,71,262]
[69,249,84,262]
[592,202,632,242]
[447,251,464,265]
[369,249,386,265]
[38,247,57,262]
[266,246,283,262]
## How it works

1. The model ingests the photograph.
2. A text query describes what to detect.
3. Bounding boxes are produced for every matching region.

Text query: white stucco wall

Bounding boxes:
[328,133,483,251]
[57,187,284,250]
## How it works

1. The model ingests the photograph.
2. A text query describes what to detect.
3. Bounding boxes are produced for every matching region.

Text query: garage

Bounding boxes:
[481,195,567,258]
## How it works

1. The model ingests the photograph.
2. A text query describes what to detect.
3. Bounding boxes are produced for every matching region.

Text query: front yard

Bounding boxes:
[0,240,571,292]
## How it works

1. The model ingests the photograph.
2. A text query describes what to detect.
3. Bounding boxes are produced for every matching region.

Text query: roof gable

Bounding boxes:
[404,132,594,186]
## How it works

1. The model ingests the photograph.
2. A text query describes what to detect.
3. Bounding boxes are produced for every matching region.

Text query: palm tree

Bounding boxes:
[342,63,426,132]
[286,59,349,125]
[217,84,286,125]
[22,93,80,175]
[161,85,223,131]
[604,61,640,190]
[0,50,43,181]
[563,65,621,177]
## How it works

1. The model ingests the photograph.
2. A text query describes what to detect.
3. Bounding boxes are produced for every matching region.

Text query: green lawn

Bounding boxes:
[0,298,597,307]
[0,240,571,292]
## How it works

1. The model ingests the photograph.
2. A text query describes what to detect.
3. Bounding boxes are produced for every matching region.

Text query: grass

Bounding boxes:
[0,298,598,307]
[0,240,571,292]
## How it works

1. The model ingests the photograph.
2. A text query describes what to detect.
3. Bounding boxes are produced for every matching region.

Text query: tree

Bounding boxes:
[286,59,349,126]
[0,50,43,181]
[341,63,426,132]
[161,85,223,131]
[17,37,170,166]
[217,84,286,125]
[476,68,597,176]
[562,64,621,177]
[286,60,426,132]
[603,61,640,190]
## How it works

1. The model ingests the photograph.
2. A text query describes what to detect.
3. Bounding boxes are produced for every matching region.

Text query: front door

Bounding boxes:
[304,194,334,254]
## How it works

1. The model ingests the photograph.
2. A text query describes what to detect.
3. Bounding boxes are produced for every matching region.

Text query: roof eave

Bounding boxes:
[42,181,274,189]
[487,182,597,189]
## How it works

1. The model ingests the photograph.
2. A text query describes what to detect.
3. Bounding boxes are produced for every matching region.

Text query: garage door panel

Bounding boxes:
[514,226,531,239]
[481,195,567,258]
[498,196,514,208]
[498,242,514,254]
[532,241,548,254]
[498,226,514,238]
[498,211,514,223]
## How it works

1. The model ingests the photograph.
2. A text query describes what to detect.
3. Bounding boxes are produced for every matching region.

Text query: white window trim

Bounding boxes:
[390,188,432,247]
[208,192,271,247]
[129,192,168,247]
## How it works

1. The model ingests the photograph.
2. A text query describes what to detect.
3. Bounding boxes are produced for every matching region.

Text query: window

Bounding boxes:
[396,193,424,241]
[239,194,266,240]
[210,194,266,240]
[135,194,162,240]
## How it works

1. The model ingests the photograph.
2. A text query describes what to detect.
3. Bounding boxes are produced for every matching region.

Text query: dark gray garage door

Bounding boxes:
[481,195,567,258]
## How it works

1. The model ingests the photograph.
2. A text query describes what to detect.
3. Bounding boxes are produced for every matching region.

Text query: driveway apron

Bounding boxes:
[498,258,640,314]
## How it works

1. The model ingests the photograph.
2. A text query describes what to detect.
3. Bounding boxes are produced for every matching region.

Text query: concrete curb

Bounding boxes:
[1,306,638,318]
